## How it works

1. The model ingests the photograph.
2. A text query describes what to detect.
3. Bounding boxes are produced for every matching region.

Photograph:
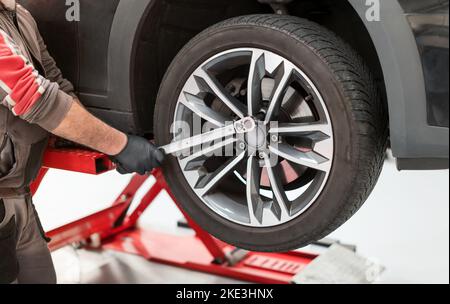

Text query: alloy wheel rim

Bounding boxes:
[172,48,334,227]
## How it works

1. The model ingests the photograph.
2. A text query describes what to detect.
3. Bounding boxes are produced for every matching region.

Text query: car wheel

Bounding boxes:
[154,15,388,252]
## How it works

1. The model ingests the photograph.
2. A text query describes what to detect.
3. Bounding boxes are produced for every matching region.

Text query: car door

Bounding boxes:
[20,0,79,89]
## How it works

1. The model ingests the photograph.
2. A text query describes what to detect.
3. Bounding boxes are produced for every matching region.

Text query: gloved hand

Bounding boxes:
[111,135,165,175]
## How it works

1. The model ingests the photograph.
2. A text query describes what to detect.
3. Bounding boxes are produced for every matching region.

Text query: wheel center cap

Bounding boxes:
[245,122,267,149]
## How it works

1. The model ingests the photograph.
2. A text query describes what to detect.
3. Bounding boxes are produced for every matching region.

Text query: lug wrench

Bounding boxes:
[160,117,256,155]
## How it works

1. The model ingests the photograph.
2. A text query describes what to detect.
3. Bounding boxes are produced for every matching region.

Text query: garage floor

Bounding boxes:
[34,155,449,284]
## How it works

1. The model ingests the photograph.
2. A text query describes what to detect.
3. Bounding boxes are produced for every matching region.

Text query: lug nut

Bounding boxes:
[259,152,265,159]
[271,134,279,142]
[238,142,246,150]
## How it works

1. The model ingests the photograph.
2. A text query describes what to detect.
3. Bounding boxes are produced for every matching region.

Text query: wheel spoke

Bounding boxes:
[269,123,333,159]
[269,143,331,172]
[194,68,247,118]
[195,151,246,196]
[270,122,333,161]
[181,93,231,127]
[264,154,290,219]
[269,122,332,138]
[247,50,266,116]
[181,137,237,171]
[264,62,294,124]
[246,155,265,224]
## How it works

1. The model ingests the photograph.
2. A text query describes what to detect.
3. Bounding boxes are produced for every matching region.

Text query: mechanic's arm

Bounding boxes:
[50,102,164,175]
[0,30,164,174]
[51,102,127,156]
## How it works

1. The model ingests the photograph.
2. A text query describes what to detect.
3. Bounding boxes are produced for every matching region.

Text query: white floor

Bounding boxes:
[34,156,449,284]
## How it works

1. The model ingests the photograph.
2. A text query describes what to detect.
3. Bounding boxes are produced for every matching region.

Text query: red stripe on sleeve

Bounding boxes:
[0,30,42,115]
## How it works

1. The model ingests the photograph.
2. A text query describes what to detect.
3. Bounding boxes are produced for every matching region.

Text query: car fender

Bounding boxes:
[106,0,154,131]
[347,0,448,164]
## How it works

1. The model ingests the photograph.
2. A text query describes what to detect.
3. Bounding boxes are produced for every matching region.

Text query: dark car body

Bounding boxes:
[20,0,449,170]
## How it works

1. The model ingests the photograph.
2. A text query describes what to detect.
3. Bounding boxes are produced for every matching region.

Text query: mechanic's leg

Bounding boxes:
[2,195,56,284]
[0,198,19,284]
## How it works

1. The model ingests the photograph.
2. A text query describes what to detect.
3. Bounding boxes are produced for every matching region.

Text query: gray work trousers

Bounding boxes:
[0,194,56,284]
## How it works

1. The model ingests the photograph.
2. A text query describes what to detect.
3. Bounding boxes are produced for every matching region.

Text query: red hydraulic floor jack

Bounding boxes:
[31,147,318,284]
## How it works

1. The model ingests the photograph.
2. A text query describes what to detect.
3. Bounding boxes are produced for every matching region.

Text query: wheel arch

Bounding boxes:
[107,0,154,133]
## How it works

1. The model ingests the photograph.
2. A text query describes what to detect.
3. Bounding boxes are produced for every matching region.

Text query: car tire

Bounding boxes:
[154,14,388,252]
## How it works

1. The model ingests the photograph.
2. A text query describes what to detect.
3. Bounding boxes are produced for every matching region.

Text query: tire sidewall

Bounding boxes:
[155,22,360,251]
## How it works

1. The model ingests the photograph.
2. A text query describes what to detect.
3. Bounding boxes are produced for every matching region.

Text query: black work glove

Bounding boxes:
[111,135,165,175]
